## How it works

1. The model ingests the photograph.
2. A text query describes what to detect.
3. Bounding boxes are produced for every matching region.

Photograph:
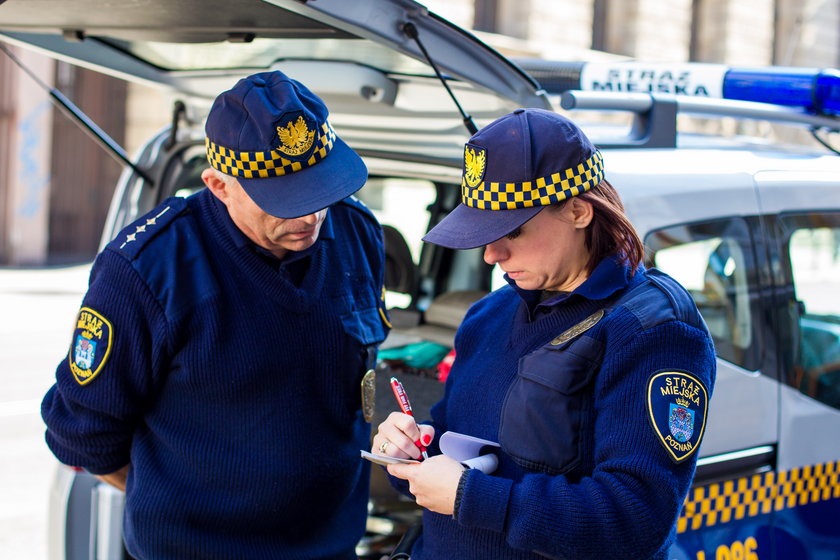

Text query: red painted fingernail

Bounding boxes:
[422,434,432,446]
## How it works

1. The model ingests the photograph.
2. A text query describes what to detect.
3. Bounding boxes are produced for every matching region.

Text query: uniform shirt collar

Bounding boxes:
[507,255,637,310]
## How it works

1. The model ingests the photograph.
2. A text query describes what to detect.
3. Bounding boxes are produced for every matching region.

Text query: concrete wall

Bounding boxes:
[0,50,14,262]
[775,0,840,66]
[0,47,54,266]
[124,84,170,159]
[605,0,691,62]
[425,0,839,67]
[504,0,594,51]
[421,0,474,28]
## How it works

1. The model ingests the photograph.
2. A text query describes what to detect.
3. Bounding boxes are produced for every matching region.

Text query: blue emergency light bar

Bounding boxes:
[519,60,840,115]
[723,67,840,114]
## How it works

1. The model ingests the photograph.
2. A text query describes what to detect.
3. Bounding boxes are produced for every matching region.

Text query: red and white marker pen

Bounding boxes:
[389,376,429,460]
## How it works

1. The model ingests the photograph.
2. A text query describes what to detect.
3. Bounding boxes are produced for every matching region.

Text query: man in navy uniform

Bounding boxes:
[41,71,390,559]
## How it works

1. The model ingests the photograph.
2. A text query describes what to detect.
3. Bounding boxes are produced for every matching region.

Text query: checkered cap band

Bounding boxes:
[205,121,335,179]
[462,150,605,210]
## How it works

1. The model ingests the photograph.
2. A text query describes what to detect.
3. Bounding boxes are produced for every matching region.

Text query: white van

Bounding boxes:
[2,1,839,559]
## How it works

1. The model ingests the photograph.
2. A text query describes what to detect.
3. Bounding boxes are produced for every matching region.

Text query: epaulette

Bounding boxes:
[106,197,189,261]
[616,269,706,332]
[646,269,705,326]
[338,195,379,226]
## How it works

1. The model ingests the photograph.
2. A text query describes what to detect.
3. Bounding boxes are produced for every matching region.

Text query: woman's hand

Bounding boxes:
[372,411,435,460]
[387,455,465,515]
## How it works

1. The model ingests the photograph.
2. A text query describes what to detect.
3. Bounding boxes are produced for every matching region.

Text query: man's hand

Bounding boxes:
[95,465,129,491]
[387,454,465,515]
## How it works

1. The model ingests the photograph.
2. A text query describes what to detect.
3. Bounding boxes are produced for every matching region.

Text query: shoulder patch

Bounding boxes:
[107,197,189,260]
[69,307,113,385]
[646,369,709,463]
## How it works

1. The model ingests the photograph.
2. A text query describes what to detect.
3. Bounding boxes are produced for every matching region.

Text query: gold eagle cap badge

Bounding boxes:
[276,115,316,156]
[463,144,487,188]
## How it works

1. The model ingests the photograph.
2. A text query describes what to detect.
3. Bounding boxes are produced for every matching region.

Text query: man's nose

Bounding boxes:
[297,212,320,225]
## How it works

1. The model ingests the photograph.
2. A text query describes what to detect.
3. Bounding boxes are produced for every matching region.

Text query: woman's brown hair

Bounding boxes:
[553,179,644,274]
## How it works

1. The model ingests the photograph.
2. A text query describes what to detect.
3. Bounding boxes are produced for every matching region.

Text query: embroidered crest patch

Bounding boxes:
[274,112,316,157]
[646,369,709,463]
[68,307,113,386]
[463,144,487,188]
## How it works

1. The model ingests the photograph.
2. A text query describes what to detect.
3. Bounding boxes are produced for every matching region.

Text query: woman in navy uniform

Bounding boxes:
[373,108,716,559]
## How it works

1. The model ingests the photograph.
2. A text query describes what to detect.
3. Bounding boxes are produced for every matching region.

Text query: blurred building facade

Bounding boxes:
[1,0,839,265]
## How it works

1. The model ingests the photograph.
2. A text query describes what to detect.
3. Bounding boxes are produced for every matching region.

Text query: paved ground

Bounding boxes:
[0,264,90,560]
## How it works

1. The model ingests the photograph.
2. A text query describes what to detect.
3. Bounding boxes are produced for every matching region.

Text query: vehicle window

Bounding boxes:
[171,152,209,199]
[645,218,759,370]
[780,213,840,410]
[357,178,436,308]
[113,38,432,74]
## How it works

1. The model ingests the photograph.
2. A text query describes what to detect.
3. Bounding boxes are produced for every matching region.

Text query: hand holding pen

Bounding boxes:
[378,377,466,516]
[370,376,433,461]
[389,377,430,459]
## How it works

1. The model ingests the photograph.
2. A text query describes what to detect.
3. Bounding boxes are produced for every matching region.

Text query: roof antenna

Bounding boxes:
[0,41,154,185]
[402,21,478,136]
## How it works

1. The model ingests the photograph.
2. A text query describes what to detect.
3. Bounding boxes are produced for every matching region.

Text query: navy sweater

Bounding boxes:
[395,258,716,560]
[42,189,388,559]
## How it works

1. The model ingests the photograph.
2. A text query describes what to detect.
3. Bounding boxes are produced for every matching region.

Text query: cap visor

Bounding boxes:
[238,136,367,218]
[422,204,543,249]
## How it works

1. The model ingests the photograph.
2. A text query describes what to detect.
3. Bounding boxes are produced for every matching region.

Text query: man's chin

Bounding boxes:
[281,237,317,252]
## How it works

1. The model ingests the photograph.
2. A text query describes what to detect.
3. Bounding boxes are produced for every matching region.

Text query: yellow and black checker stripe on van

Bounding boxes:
[678,460,840,533]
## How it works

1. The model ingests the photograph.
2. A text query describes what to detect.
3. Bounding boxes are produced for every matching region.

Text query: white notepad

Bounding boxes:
[360,431,500,473]
[360,450,420,466]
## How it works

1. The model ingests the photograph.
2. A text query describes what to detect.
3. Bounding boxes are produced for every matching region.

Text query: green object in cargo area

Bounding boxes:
[378,341,452,369]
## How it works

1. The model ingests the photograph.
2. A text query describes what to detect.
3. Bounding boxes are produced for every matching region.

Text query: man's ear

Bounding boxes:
[570,197,594,229]
[201,168,230,204]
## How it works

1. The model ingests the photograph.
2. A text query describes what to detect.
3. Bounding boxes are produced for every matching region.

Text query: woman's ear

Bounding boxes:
[570,197,594,228]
